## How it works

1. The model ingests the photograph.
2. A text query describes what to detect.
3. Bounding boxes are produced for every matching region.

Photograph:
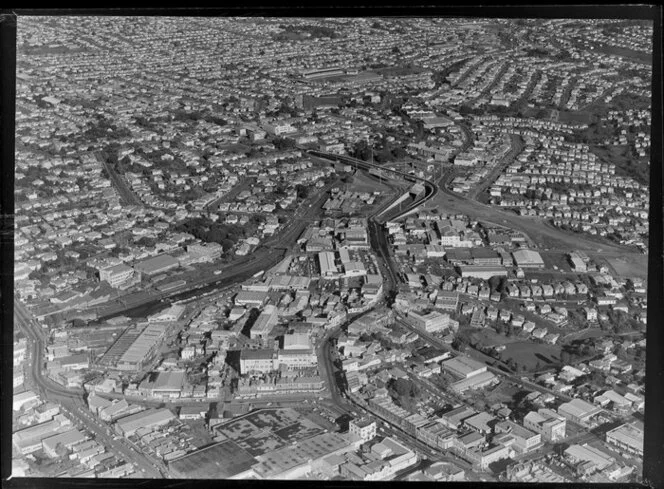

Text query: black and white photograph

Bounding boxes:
[4,8,661,485]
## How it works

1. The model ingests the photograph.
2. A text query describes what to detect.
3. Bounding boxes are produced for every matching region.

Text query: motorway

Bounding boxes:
[95,178,338,320]
[432,162,636,254]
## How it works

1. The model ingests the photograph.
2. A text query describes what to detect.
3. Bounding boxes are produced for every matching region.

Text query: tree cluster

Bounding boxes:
[388,377,420,398]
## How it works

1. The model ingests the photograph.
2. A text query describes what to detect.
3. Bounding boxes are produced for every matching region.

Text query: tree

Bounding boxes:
[273,136,296,151]
[561,350,572,365]
[295,184,310,200]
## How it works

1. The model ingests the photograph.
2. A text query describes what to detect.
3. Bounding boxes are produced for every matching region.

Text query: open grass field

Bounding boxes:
[468,328,514,347]
[499,341,562,371]
[593,43,652,65]
[598,253,648,279]
[540,251,574,273]
[556,110,593,125]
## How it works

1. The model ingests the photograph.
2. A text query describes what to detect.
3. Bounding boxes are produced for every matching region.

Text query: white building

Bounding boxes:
[523,409,566,442]
[99,263,135,288]
[349,418,377,444]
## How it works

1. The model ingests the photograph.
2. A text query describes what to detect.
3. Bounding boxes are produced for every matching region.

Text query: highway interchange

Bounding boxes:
[13,145,644,479]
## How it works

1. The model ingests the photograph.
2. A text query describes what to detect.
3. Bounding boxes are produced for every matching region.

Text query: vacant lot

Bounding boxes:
[470,328,514,348]
[347,169,394,194]
[592,253,648,279]
[540,251,574,272]
[593,42,652,65]
[557,110,593,125]
[499,341,562,371]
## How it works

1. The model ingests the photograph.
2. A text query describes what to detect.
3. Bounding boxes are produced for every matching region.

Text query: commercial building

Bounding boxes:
[512,249,545,268]
[138,370,186,398]
[283,333,312,350]
[13,390,40,411]
[557,399,603,426]
[406,310,450,333]
[439,406,477,430]
[42,428,87,458]
[114,408,175,437]
[13,416,71,455]
[457,265,508,280]
[349,418,377,444]
[240,349,278,375]
[99,263,135,288]
[133,254,179,276]
[605,422,644,457]
[239,347,318,373]
[569,253,587,272]
[318,251,339,278]
[442,356,487,379]
[169,440,257,479]
[523,409,566,442]
[278,348,318,370]
[234,290,269,307]
[253,432,353,479]
[250,305,279,340]
[450,371,498,394]
[116,323,168,372]
[435,291,459,311]
[494,420,542,454]
[564,444,614,473]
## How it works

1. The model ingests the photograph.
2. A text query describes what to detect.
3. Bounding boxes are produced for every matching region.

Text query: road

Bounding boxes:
[15,295,166,477]
[60,400,166,478]
[466,134,525,201]
[94,178,339,320]
[304,149,438,223]
[432,167,635,254]
[96,151,144,207]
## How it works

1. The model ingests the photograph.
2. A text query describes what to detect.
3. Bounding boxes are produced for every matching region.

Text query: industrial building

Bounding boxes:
[512,249,545,268]
[442,356,487,379]
[250,305,279,340]
[133,254,179,276]
[318,251,339,278]
[138,371,187,398]
[605,422,644,457]
[557,399,603,426]
[239,349,279,375]
[450,371,499,394]
[435,291,459,311]
[114,408,175,437]
[457,265,508,280]
[115,323,169,372]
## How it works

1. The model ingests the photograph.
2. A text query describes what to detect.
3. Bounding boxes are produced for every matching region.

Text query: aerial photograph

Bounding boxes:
[10,14,653,483]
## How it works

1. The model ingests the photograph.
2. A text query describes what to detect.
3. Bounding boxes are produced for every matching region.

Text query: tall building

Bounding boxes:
[349,418,377,444]
[99,263,135,288]
[524,409,566,442]
[406,310,450,333]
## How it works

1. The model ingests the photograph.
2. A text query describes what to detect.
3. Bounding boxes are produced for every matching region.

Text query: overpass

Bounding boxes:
[304,148,438,223]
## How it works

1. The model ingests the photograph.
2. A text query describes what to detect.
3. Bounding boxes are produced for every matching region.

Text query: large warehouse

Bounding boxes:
[442,356,487,379]
[133,254,179,276]
[512,249,545,268]
[115,408,175,437]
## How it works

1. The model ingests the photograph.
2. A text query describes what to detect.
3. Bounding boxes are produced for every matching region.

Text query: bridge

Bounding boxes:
[304,148,438,223]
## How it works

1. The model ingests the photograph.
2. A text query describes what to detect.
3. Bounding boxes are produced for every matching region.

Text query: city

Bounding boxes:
[11,16,652,482]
